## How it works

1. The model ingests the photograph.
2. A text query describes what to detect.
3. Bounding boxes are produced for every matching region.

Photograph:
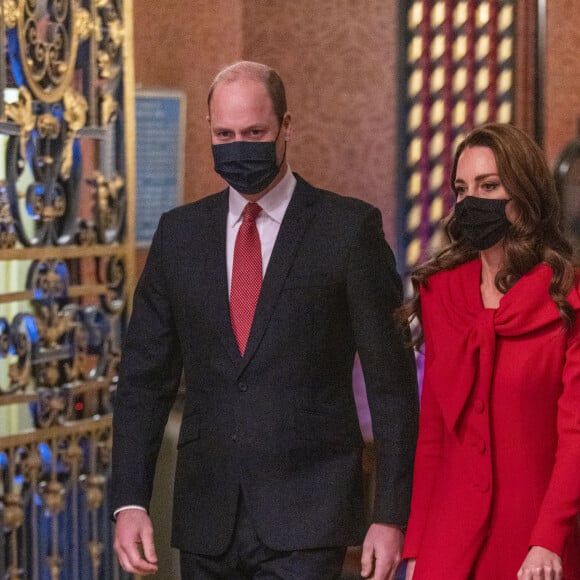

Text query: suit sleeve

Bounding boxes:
[111,212,183,514]
[346,206,419,526]
[529,315,580,555]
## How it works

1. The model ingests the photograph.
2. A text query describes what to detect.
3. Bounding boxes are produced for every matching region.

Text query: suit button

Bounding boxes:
[231,434,238,442]
[238,382,248,392]
[473,399,485,414]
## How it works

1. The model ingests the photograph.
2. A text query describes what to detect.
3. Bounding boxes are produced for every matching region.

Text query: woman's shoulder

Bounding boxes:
[422,258,480,293]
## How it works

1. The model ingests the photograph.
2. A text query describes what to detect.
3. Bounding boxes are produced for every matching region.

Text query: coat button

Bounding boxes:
[472,438,486,454]
[473,399,485,414]
[238,382,248,392]
[475,479,490,493]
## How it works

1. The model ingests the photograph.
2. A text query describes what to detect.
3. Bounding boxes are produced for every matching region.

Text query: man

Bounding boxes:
[112,61,418,580]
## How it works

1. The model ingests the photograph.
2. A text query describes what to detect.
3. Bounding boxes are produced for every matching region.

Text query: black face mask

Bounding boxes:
[212,138,283,195]
[454,196,511,250]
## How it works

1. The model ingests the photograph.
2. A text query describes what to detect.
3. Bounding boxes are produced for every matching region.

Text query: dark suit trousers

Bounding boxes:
[179,494,347,579]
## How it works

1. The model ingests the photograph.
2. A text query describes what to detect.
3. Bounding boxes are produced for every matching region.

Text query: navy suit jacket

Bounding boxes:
[111,174,418,555]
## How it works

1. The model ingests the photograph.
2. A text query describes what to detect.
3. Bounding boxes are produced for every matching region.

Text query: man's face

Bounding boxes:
[208,78,289,169]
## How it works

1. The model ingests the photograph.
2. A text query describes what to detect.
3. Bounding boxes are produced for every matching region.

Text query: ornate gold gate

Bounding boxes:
[0,0,135,577]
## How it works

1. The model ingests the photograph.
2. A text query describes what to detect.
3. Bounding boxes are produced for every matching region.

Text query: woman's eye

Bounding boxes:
[482,182,499,191]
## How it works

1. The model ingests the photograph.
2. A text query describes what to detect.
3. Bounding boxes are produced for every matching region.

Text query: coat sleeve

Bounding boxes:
[111,212,184,514]
[529,315,580,555]
[346,206,419,526]
[401,283,445,558]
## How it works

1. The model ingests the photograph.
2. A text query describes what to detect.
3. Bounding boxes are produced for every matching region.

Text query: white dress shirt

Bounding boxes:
[226,166,296,292]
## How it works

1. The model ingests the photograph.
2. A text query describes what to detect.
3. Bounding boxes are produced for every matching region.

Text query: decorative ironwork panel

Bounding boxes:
[0,0,135,577]
[399,0,516,273]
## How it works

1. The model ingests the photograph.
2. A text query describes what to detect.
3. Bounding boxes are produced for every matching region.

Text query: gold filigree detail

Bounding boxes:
[65,439,83,467]
[61,89,88,180]
[89,171,125,230]
[7,565,24,580]
[2,0,18,29]
[100,92,118,124]
[108,17,124,48]
[89,541,104,571]
[36,302,76,350]
[23,448,43,482]
[76,221,98,246]
[18,0,80,103]
[86,474,106,509]
[97,49,113,79]
[8,330,31,392]
[44,480,65,513]
[0,185,17,249]
[5,87,35,160]
[75,7,93,40]
[47,555,62,580]
[37,114,61,139]
[3,493,24,529]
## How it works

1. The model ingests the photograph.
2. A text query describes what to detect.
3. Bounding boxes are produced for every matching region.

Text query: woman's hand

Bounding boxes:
[405,558,416,580]
[517,546,563,580]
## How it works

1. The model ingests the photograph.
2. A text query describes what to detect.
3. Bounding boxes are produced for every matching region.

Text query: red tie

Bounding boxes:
[230,203,263,355]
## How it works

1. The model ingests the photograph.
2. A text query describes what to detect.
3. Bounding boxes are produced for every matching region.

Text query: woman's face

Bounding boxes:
[454,146,518,223]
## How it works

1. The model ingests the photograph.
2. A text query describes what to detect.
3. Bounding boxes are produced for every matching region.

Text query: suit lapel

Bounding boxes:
[237,177,319,376]
[202,190,242,364]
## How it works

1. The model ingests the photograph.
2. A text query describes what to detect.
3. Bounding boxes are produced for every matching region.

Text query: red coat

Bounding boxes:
[403,259,580,579]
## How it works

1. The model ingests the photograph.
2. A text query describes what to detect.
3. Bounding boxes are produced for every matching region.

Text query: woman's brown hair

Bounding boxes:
[400,122,577,346]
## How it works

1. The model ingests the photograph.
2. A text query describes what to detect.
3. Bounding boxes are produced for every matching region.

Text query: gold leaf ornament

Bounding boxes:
[2,0,18,29]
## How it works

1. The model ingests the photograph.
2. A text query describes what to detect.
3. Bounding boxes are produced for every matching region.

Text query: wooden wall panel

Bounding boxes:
[242,1,400,244]
[544,0,580,168]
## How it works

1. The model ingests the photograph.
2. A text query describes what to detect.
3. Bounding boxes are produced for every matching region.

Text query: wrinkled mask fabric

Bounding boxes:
[454,196,511,250]
[212,141,280,195]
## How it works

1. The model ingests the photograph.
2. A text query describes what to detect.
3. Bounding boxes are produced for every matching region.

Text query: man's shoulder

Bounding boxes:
[294,174,377,217]
[162,189,227,221]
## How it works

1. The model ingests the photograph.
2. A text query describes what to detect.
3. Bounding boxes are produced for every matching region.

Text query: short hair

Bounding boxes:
[207,61,287,124]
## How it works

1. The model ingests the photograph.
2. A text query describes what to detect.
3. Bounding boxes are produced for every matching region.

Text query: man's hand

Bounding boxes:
[114,509,159,576]
[517,546,563,580]
[360,523,404,580]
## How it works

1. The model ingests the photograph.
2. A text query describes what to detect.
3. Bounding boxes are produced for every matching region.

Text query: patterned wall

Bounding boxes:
[400,0,516,273]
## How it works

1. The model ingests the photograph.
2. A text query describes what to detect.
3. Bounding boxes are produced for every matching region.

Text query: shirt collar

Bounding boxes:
[229,166,296,226]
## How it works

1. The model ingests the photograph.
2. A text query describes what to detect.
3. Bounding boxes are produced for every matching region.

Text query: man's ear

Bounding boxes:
[282,112,292,141]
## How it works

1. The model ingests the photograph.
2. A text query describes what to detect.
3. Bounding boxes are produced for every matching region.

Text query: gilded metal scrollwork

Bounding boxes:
[61,89,88,180]
[75,219,97,245]
[88,170,125,244]
[7,313,35,393]
[5,87,35,160]
[2,0,18,29]
[75,7,92,41]
[100,91,117,124]
[95,0,123,82]
[97,254,126,313]
[17,0,81,103]
[0,180,18,248]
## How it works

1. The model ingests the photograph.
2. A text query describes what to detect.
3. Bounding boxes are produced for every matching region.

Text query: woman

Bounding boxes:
[402,123,580,579]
